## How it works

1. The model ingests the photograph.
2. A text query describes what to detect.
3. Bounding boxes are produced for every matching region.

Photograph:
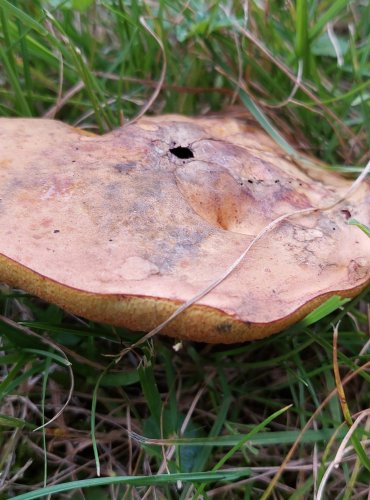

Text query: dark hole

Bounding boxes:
[341,209,351,220]
[53,229,60,234]
[169,146,194,159]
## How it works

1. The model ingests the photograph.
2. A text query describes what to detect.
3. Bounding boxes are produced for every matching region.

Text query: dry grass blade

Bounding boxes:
[333,322,353,426]
[43,81,85,119]
[316,410,370,500]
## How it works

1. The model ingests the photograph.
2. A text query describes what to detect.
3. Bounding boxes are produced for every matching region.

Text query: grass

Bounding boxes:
[0,0,370,498]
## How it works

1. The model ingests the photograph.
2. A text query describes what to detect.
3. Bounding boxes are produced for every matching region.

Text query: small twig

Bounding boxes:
[44,81,85,119]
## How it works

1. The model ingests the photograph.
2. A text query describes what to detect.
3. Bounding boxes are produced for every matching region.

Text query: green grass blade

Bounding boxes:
[9,470,251,500]
[130,427,350,447]
[0,354,27,399]
[295,0,310,76]
[194,404,292,497]
[23,348,71,367]
[309,0,349,41]
[0,414,29,429]
[138,357,163,424]
[91,361,115,477]
[296,296,351,328]
[0,0,48,35]
[239,89,299,159]
[0,38,31,115]
[347,218,370,238]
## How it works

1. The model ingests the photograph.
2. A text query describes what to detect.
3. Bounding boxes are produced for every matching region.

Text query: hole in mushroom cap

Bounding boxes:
[341,209,352,220]
[169,146,194,159]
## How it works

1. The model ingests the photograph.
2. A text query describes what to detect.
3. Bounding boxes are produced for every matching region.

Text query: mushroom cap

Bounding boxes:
[0,114,369,343]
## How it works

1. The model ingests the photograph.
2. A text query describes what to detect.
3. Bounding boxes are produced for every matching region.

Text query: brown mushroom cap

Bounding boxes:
[0,115,369,342]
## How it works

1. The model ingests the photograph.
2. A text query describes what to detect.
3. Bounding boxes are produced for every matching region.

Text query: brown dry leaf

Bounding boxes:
[0,115,369,342]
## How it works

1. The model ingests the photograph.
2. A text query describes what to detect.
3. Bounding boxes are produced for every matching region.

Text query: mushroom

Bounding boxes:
[0,114,369,343]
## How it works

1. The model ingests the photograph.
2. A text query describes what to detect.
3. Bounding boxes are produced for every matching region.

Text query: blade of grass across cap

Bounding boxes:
[115,159,370,360]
